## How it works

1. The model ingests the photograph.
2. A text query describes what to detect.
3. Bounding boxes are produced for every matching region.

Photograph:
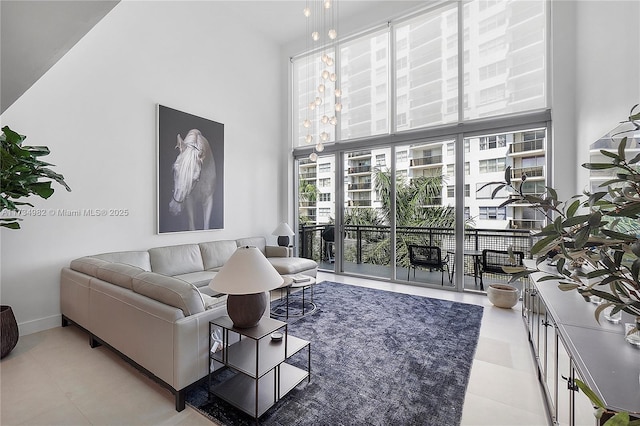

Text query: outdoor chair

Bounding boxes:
[480,249,525,286]
[322,225,335,263]
[407,245,451,285]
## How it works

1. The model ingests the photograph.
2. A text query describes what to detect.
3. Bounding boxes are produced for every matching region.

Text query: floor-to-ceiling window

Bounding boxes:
[292,0,549,291]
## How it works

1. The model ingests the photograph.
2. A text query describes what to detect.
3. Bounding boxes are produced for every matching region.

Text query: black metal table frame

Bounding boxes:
[208,316,311,420]
[448,249,484,290]
[272,282,317,319]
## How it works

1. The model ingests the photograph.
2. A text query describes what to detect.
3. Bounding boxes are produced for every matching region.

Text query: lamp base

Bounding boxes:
[227,292,268,328]
[277,236,290,247]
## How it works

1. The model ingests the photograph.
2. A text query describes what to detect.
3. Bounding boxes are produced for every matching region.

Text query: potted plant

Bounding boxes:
[481,105,640,425]
[0,126,70,358]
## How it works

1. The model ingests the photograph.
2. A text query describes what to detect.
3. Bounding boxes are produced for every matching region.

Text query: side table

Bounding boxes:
[272,275,317,319]
[208,316,311,419]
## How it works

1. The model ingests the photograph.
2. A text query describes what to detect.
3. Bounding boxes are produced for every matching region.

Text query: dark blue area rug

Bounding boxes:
[186,281,483,425]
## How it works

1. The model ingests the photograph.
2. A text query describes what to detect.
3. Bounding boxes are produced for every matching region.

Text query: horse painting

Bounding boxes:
[169,129,216,230]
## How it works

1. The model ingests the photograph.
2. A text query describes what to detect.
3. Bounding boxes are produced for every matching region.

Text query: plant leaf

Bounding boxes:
[618,137,628,161]
[566,199,580,218]
[604,412,630,426]
[558,283,581,291]
[574,379,605,409]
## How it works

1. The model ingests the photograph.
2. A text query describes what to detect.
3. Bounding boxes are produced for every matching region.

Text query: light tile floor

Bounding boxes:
[0,272,549,425]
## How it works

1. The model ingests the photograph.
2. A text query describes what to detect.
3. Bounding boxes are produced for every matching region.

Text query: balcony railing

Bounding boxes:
[348,165,372,174]
[509,193,544,203]
[348,150,372,158]
[509,219,545,230]
[299,201,317,207]
[511,166,544,179]
[410,155,443,167]
[348,182,372,191]
[418,197,443,206]
[298,224,533,276]
[299,172,317,180]
[347,200,372,207]
[508,139,544,154]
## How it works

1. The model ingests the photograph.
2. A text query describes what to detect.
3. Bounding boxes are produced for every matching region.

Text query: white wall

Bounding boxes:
[573,0,640,191]
[0,1,285,335]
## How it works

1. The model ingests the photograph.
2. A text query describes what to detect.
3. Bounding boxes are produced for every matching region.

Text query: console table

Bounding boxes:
[208,316,311,419]
[523,260,640,425]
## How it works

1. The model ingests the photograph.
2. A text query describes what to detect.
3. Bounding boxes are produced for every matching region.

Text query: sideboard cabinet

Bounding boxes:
[523,261,640,426]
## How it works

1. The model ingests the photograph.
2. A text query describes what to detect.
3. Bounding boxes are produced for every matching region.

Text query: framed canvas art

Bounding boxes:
[157,105,224,233]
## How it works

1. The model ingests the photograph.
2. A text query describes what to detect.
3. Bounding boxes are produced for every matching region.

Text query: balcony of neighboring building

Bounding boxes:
[508,192,544,205]
[507,138,545,157]
[299,170,318,180]
[409,154,444,168]
[347,182,372,192]
[347,150,372,159]
[511,165,544,181]
[347,164,372,175]
[299,200,317,208]
[509,218,544,230]
[347,199,372,207]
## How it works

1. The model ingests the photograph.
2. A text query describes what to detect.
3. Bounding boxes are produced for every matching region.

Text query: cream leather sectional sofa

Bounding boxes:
[59,236,317,411]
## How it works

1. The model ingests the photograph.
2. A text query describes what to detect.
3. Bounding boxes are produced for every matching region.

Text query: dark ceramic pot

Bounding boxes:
[1,305,19,358]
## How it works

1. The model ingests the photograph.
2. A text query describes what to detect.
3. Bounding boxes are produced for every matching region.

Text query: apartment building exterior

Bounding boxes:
[296,1,547,230]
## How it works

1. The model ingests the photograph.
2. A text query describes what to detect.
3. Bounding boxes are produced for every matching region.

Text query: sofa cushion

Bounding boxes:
[201,293,226,310]
[149,244,204,276]
[199,240,237,270]
[132,272,204,316]
[173,271,216,288]
[96,263,145,290]
[70,257,111,277]
[236,237,266,255]
[268,257,318,275]
[94,251,151,271]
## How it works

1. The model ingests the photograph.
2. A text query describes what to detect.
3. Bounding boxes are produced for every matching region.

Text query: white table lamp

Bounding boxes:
[272,222,295,247]
[209,246,284,328]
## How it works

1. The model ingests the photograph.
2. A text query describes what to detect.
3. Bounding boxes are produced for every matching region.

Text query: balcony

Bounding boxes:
[348,182,372,191]
[509,219,544,230]
[410,155,443,167]
[348,200,372,207]
[511,166,544,180]
[508,139,544,155]
[299,201,317,208]
[348,150,372,158]
[509,193,544,203]
[348,165,372,174]
[297,224,534,292]
[418,197,443,206]
[299,172,317,180]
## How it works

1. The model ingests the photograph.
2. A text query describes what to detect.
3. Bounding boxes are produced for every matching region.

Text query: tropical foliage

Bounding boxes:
[0,126,71,229]
[335,169,459,267]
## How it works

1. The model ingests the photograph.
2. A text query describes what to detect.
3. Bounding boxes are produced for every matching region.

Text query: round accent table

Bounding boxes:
[272,275,317,319]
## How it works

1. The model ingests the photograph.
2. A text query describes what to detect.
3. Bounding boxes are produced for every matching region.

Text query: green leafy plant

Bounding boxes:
[480,105,640,425]
[0,126,71,229]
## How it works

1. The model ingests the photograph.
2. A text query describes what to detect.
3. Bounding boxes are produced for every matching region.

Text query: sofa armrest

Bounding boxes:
[265,245,290,258]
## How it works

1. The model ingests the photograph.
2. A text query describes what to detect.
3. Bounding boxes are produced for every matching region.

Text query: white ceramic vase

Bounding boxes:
[487,284,519,309]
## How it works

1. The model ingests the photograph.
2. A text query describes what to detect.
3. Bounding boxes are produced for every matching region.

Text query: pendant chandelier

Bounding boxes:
[302,0,341,162]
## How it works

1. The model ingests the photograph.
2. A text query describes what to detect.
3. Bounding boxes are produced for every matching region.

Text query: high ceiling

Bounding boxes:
[0,0,425,114]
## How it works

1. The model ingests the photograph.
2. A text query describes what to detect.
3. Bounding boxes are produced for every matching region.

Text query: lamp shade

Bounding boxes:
[272,222,295,237]
[209,246,283,295]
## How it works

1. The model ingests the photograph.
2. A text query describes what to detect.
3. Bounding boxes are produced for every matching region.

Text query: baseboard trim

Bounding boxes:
[18,314,61,336]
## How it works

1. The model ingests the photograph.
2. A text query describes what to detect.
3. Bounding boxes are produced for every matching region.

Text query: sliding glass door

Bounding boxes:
[296,154,335,272]
[463,128,547,293]
[342,148,391,279]
[393,139,455,287]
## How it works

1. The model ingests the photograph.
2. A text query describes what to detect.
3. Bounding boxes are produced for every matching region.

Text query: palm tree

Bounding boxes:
[298,181,318,225]
[356,168,459,267]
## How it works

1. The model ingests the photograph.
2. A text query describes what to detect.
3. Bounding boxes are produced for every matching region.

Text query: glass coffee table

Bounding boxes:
[271,275,317,319]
